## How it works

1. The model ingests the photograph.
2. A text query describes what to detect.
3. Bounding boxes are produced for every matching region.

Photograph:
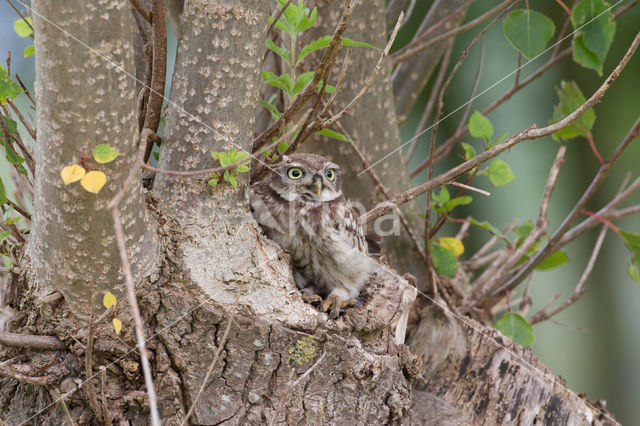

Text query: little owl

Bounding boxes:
[250,153,376,318]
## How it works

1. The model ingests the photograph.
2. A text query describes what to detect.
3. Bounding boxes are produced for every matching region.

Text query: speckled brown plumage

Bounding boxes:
[250,154,375,318]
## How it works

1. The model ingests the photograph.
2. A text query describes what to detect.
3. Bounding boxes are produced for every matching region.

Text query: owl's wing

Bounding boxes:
[330,203,369,254]
[250,183,284,233]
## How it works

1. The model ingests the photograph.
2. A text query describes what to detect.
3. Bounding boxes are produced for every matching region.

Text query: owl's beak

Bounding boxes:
[312,175,323,195]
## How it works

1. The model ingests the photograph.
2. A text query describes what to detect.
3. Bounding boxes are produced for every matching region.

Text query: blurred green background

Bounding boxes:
[1,0,638,423]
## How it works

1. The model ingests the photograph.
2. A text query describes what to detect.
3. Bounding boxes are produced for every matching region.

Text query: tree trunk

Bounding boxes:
[28,0,158,315]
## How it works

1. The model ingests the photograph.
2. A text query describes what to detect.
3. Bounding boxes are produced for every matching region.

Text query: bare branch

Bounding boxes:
[252,0,356,152]
[0,331,65,351]
[390,0,513,65]
[143,0,167,163]
[360,32,640,224]
[530,225,608,325]
[85,297,103,423]
[129,0,151,23]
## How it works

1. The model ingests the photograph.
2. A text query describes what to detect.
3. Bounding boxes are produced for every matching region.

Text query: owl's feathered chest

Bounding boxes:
[250,181,372,298]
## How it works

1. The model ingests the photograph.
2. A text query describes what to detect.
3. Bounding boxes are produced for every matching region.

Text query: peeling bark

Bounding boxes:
[28,0,158,314]
[408,303,617,425]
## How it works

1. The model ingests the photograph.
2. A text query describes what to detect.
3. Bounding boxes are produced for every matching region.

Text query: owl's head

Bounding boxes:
[268,153,342,202]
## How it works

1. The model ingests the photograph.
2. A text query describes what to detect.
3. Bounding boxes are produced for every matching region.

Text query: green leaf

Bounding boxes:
[341,38,377,50]
[277,141,289,153]
[432,186,450,204]
[208,173,219,187]
[460,142,476,160]
[265,39,289,62]
[295,6,317,33]
[0,117,17,140]
[261,70,292,95]
[550,81,595,141]
[92,144,120,164]
[314,128,353,143]
[442,196,473,213]
[268,16,291,33]
[627,258,639,282]
[293,71,315,95]
[0,177,6,205]
[0,230,11,243]
[535,250,569,271]
[488,158,515,187]
[618,229,640,254]
[258,98,282,120]
[298,36,377,63]
[3,140,27,175]
[494,131,509,144]
[494,312,535,347]
[571,0,616,75]
[236,164,250,173]
[515,221,534,241]
[298,36,332,63]
[24,45,35,59]
[4,206,19,225]
[503,10,555,60]
[468,111,493,141]
[14,17,33,38]
[429,241,457,278]
[227,172,238,187]
[0,65,22,105]
[469,218,505,238]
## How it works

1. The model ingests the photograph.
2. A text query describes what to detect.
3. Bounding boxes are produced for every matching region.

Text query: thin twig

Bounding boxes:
[252,0,356,152]
[267,0,294,35]
[85,296,103,423]
[320,12,403,130]
[101,366,111,426]
[405,41,453,164]
[6,98,36,140]
[181,317,234,426]
[129,0,151,23]
[5,0,34,37]
[52,389,78,426]
[467,146,566,310]
[108,131,160,426]
[0,331,65,350]
[15,75,35,108]
[390,0,514,65]
[495,110,640,295]
[530,225,608,324]
[448,181,490,196]
[143,0,167,163]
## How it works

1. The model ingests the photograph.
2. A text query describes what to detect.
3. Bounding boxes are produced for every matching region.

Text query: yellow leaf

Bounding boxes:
[439,237,464,257]
[103,291,117,309]
[112,317,122,335]
[80,171,107,193]
[60,164,86,185]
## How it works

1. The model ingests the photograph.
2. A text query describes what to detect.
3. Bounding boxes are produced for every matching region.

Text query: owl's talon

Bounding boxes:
[322,295,357,319]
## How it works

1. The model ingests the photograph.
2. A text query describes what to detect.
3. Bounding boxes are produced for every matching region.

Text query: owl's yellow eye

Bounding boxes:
[287,167,304,179]
[325,169,336,181]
